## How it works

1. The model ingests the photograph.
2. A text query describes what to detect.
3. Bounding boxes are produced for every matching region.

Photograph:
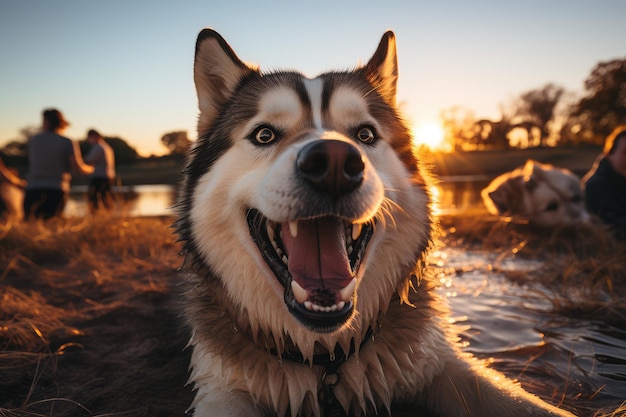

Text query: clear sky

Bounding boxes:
[1,0,624,156]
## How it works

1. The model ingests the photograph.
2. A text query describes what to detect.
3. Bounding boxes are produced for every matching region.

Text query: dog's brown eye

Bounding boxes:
[356,126,376,144]
[253,126,277,145]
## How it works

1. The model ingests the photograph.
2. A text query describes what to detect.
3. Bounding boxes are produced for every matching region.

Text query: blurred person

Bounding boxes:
[84,129,116,211]
[582,125,626,240]
[23,108,94,220]
[0,157,26,221]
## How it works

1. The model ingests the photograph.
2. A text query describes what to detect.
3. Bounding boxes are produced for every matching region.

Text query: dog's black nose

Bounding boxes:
[296,140,365,198]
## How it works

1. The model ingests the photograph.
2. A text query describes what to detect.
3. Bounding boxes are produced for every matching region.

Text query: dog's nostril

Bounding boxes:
[345,153,365,177]
[298,148,329,178]
[297,140,364,198]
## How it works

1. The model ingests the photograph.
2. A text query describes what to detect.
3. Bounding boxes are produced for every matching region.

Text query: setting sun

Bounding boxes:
[413,122,448,151]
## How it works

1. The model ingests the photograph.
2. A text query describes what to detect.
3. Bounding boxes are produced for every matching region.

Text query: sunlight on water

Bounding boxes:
[429,247,626,413]
[433,176,491,215]
[66,184,176,217]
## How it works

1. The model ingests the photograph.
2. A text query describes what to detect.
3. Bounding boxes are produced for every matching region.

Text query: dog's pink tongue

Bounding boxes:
[281,217,353,291]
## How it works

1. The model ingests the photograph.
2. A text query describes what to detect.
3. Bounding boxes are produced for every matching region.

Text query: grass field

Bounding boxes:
[1,213,625,416]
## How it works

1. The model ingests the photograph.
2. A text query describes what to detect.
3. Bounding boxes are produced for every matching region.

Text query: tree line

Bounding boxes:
[1,57,623,165]
[0,127,193,173]
[441,57,625,151]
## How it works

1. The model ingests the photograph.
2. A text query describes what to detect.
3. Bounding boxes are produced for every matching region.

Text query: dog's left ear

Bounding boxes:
[363,31,399,107]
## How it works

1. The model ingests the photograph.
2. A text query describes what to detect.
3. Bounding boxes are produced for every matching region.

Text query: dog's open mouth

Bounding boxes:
[247,209,373,332]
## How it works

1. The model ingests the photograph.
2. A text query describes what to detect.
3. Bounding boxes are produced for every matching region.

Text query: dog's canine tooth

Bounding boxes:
[337,300,345,310]
[352,223,362,241]
[291,280,308,304]
[288,220,298,238]
[266,221,276,246]
[339,278,357,303]
[281,255,288,265]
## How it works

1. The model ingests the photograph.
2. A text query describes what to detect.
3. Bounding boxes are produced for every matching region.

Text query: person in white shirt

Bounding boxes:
[84,129,116,211]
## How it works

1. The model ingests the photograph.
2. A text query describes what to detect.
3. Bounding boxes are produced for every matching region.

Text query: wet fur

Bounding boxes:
[175,29,577,416]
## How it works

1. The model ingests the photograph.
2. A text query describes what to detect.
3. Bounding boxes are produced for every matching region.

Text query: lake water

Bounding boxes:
[66,179,626,415]
[66,176,491,218]
[67,184,177,217]
[431,248,626,415]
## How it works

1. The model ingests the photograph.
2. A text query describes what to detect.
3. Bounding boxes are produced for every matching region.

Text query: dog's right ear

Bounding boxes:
[194,29,256,134]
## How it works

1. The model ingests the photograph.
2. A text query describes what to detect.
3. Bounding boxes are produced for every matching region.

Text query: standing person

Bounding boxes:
[582,125,626,240]
[84,129,116,211]
[23,108,94,220]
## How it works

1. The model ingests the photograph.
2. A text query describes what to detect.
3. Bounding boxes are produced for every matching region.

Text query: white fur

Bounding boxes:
[183,29,577,417]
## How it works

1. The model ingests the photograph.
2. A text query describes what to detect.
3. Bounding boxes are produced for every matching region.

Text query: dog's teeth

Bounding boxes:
[352,223,362,241]
[301,300,342,312]
[291,281,308,304]
[339,278,357,303]
[288,220,298,238]
[348,245,353,254]
[282,255,288,265]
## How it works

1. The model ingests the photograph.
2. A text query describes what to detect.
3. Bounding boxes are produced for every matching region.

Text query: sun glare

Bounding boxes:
[413,122,448,151]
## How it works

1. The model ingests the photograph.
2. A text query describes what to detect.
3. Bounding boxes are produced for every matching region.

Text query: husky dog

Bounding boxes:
[482,159,589,227]
[175,29,576,417]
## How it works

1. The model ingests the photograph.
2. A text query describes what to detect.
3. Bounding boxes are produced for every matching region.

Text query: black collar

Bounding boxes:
[270,327,374,375]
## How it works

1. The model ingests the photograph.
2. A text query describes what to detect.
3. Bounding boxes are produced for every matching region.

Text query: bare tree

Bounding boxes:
[516,83,565,147]
[440,107,477,151]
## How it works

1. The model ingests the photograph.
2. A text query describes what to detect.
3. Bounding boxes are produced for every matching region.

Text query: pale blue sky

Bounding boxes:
[1,0,624,155]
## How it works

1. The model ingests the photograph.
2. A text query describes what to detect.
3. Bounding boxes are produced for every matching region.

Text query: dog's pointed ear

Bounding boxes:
[487,189,509,214]
[523,159,547,182]
[194,29,256,134]
[363,31,398,106]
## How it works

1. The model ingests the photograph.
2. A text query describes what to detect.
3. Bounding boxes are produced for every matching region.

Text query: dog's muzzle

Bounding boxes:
[247,139,375,333]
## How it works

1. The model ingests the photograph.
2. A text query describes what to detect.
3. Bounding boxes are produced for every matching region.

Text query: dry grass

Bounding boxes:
[0,215,192,417]
[596,402,626,417]
[1,214,625,416]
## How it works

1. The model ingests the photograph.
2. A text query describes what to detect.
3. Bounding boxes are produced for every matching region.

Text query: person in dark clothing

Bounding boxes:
[23,109,94,219]
[582,126,626,240]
